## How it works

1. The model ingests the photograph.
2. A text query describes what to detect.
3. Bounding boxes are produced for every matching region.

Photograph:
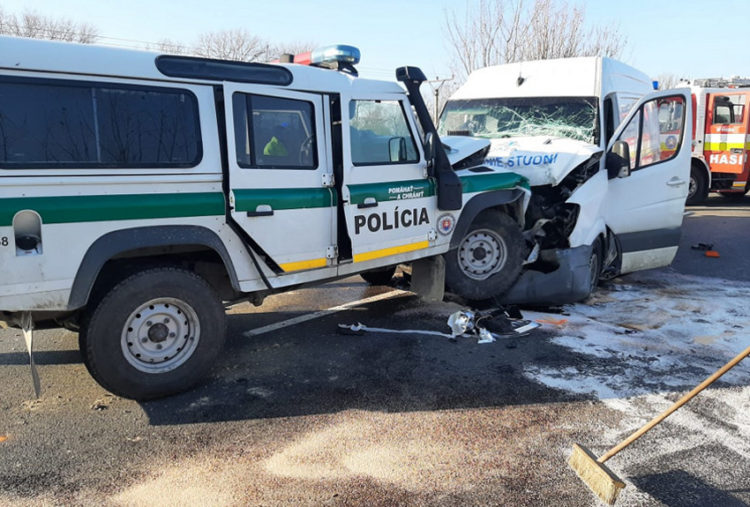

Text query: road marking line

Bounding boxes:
[242,289,411,337]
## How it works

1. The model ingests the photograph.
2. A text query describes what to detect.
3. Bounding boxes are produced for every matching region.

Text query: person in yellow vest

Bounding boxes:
[263,125,289,157]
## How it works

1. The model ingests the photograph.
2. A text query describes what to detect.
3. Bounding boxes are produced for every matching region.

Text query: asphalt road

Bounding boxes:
[0,196,748,506]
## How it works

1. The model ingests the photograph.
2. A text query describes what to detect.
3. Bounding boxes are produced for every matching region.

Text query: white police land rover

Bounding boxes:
[0,37,530,400]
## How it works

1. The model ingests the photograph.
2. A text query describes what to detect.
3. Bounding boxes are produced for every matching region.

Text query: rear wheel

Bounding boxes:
[80,267,226,400]
[360,265,397,286]
[686,164,708,205]
[445,210,524,300]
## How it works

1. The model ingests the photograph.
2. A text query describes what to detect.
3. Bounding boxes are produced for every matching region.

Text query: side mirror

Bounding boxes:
[388,136,407,162]
[606,140,631,179]
[424,132,436,174]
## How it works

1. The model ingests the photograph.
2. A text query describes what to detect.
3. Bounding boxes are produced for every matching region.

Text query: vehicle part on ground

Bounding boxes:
[21,312,40,398]
[80,268,226,400]
[445,210,524,300]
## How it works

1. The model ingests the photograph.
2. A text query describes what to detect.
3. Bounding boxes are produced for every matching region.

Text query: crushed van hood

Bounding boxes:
[441,135,491,167]
[482,137,602,186]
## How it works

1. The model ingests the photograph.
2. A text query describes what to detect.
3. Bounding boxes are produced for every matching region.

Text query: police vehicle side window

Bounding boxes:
[232,93,317,170]
[349,100,419,166]
[0,77,201,168]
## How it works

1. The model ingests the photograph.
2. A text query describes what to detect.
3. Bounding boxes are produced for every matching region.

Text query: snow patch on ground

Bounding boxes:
[523,269,750,399]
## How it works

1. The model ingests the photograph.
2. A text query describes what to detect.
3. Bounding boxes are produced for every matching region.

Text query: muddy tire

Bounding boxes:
[361,266,397,286]
[687,164,708,205]
[79,267,226,400]
[445,210,524,300]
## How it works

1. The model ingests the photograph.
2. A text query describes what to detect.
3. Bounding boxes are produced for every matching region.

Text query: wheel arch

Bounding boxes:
[449,189,527,250]
[68,225,240,310]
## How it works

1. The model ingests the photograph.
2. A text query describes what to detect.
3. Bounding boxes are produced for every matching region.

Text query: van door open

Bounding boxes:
[603,89,692,273]
[223,85,337,278]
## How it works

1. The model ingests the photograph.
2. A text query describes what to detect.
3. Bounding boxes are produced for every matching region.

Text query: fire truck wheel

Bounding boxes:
[79,267,226,400]
[445,210,524,301]
[361,266,397,285]
[687,165,708,205]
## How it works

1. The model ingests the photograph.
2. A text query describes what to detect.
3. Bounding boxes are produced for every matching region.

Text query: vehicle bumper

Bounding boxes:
[498,244,593,305]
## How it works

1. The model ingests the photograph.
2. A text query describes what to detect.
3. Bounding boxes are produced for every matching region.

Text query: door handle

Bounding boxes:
[666,178,686,187]
[357,197,378,209]
[247,204,274,217]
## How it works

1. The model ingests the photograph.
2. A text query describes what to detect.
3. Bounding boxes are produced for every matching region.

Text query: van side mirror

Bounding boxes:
[388,136,407,162]
[424,132,436,175]
[606,140,631,179]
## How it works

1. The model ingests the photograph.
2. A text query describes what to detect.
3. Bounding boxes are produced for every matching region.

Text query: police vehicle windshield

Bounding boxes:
[438,96,599,144]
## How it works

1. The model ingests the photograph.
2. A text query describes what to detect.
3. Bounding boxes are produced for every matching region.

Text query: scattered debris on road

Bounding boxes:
[338,307,539,344]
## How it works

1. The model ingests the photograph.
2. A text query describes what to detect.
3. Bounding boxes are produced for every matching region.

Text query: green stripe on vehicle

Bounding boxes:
[0,192,225,226]
[459,172,529,193]
[347,179,435,205]
[233,187,335,212]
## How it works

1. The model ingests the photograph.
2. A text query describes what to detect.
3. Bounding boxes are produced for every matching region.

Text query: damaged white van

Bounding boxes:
[439,57,693,304]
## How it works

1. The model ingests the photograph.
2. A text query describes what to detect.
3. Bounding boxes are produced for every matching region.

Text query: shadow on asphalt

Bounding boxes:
[138,295,586,426]
[632,470,748,507]
[686,193,748,209]
[0,350,82,365]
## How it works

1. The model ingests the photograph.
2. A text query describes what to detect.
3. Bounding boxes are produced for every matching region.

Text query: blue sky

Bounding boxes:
[2,0,747,82]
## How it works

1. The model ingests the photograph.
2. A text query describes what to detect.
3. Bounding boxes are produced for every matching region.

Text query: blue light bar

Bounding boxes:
[309,45,361,66]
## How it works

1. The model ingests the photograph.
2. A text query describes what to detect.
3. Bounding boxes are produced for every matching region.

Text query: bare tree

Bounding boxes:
[152,38,188,55]
[193,29,272,62]
[656,73,680,90]
[269,41,318,60]
[0,8,98,43]
[444,0,627,82]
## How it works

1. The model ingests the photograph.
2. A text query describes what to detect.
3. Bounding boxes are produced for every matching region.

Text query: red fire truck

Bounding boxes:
[687,78,750,204]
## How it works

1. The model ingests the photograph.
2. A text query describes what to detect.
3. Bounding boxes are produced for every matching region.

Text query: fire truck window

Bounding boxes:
[349,100,419,166]
[713,95,745,125]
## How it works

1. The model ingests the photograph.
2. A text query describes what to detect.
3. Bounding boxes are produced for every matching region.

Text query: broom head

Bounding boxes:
[569,443,626,505]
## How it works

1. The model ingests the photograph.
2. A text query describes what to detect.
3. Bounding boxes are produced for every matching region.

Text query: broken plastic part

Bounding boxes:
[477,327,496,344]
[447,310,475,337]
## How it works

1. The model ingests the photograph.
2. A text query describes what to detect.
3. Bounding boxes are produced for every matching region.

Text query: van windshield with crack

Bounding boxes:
[439,97,599,144]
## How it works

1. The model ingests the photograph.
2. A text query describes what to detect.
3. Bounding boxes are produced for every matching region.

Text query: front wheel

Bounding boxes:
[585,240,602,298]
[445,210,524,300]
[80,267,226,400]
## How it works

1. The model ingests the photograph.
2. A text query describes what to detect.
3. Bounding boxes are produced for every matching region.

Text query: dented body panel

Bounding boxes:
[441,57,693,303]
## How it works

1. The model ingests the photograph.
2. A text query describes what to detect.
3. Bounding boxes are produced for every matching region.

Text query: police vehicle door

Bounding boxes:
[603,89,691,273]
[341,96,439,272]
[223,85,336,277]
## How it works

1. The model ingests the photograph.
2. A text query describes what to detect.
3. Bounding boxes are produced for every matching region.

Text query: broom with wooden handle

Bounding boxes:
[569,343,750,505]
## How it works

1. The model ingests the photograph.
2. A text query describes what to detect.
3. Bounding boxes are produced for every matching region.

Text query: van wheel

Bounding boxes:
[79,267,226,400]
[361,266,397,286]
[445,210,524,300]
[586,240,602,298]
[687,165,708,205]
